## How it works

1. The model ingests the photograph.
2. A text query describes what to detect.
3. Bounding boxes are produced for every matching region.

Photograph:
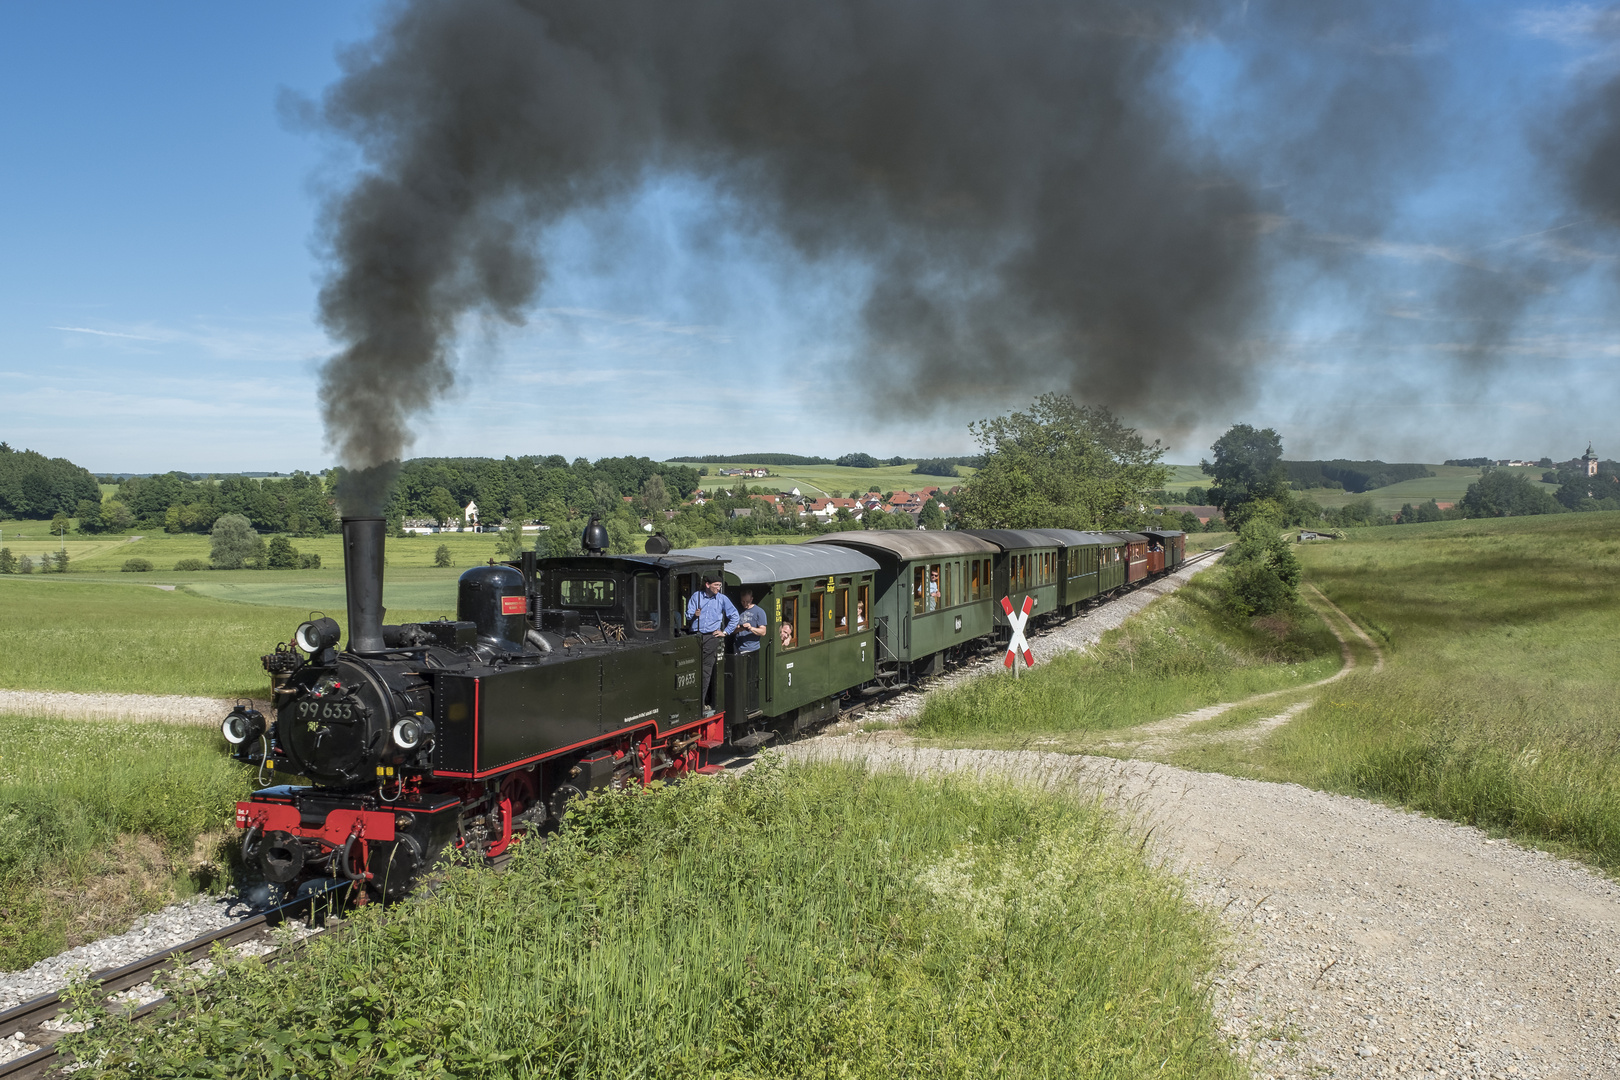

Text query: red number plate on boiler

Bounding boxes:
[501,595,527,615]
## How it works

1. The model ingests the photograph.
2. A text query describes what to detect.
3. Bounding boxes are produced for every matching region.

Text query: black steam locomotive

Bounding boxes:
[227,517,732,901]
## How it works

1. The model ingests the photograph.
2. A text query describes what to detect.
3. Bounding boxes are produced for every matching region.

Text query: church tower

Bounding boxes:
[1584,443,1599,477]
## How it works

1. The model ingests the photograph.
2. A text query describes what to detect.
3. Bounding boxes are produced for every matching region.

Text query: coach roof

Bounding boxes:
[958,529,1061,551]
[807,531,1000,560]
[1026,529,1128,546]
[679,544,880,583]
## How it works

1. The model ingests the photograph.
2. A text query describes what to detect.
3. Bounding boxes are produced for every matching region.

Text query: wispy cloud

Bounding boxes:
[49,326,159,340]
[1516,4,1620,45]
[536,307,732,343]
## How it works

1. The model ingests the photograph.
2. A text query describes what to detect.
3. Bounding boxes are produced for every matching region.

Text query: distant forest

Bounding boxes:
[0,443,102,519]
[1282,460,1434,493]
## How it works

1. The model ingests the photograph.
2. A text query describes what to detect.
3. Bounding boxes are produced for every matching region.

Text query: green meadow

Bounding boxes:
[1178,511,1620,870]
[1302,463,1556,511]
[68,762,1241,1080]
[0,577,451,699]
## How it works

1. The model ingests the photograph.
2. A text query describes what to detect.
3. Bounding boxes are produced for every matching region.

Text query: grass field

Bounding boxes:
[0,578,448,698]
[67,762,1242,1080]
[912,573,1339,749]
[673,461,975,497]
[1167,511,1620,872]
[0,715,251,970]
[0,528,515,573]
[1300,463,1557,511]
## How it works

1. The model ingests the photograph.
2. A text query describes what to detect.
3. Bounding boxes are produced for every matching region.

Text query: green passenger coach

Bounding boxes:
[679,545,881,742]
[959,530,1064,628]
[806,531,1002,682]
[1028,530,1118,613]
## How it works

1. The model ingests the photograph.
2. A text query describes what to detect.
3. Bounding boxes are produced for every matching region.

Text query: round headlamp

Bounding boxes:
[392,716,424,750]
[294,617,342,654]
[222,706,265,746]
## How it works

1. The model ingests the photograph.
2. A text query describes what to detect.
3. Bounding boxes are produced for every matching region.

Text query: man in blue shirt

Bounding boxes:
[735,589,768,655]
[686,574,740,713]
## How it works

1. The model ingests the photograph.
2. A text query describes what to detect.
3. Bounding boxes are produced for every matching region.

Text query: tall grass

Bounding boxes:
[914,574,1338,741]
[72,762,1243,1079]
[1225,511,1620,870]
[0,715,252,969]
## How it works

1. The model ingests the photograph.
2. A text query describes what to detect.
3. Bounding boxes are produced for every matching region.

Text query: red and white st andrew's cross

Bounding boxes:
[1000,595,1035,670]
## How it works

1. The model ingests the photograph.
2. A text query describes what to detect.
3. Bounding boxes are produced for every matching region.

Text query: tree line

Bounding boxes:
[0,443,101,519]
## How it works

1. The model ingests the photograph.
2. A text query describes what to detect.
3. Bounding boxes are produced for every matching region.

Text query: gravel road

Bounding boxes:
[791,742,1620,1079]
[0,689,264,725]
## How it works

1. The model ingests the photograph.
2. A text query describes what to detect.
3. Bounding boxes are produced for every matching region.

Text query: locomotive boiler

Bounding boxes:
[226,517,728,901]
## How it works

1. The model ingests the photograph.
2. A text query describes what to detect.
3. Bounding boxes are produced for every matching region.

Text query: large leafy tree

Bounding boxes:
[1201,425,1288,522]
[952,395,1168,530]
[1461,470,1563,518]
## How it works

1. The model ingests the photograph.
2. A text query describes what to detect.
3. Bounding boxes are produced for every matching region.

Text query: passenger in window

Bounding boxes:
[927,566,941,612]
[779,621,796,649]
[734,590,767,655]
[685,574,739,714]
[856,599,867,630]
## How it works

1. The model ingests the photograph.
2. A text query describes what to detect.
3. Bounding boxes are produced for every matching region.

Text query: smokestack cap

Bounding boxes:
[582,516,609,554]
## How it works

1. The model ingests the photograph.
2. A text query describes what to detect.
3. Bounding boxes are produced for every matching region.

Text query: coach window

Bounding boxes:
[780,593,799,650]
[943,563,954,608]
[913,565,926,615]
[633,573,660,631]
[834,584,849,636]
[808,591,825,643]
[856,584,870,631]
[970,560,980,601]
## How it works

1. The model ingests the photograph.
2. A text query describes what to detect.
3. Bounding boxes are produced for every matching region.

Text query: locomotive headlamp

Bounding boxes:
[392,716,425,750]
[221,706,265,746]
[294,617,342,653]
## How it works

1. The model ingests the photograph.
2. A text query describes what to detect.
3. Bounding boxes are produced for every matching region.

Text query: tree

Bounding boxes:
[1202,425,1287,524]
[1221,517,1300,617]
[17,555,34,574]
[952,394,1168,530]
[912,459,960,478]
[75,499,103,533]
[51,511,71,538]
[52,550,69,573]
[101,500,133,532]
[267,535,301,569]
[210,513,261,570]
[918,498,947,530]
[434,543,453,568]
[0,547,15,573]
[1461,471,1563,518]
[836,453,881,468]
[428,486,461,528]
[497,523,526,561]
[637,474,670,518]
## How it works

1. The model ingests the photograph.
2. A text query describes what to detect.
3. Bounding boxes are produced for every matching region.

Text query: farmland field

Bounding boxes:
[673,460,974,497]
[1299,463,1556,511]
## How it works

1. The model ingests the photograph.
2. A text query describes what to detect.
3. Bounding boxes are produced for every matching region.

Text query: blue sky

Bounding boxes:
[3,1,1620,473]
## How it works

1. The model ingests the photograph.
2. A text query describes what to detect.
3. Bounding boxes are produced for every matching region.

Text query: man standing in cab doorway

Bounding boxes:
[687,574,739,714]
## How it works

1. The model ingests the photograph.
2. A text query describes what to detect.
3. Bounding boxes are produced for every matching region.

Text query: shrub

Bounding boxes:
[173,558,207,572]
[298,552,322,569]
[433,543,452,567]
[17,555,33,574]
[1219,517,1300,618]
[266,535,300,569]
[121,558,153,573]
[0,548,15,574]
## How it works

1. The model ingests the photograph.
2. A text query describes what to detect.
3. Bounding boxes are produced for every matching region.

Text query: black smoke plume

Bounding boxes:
[308,0,1463,503]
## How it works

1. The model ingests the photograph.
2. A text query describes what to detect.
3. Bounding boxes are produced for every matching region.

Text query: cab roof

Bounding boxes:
[679,544,880,584]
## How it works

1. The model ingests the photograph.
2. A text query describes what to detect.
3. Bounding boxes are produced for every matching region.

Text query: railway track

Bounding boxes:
[0,881,349,1079]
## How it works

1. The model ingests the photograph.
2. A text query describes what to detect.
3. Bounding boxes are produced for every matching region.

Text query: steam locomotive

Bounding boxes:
[226,516,1185,901]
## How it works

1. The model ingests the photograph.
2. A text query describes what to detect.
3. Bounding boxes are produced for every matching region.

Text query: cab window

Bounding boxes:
[559,577,616,607]
[633,573,659,631]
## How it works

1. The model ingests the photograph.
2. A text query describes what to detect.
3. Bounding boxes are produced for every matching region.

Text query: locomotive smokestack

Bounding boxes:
[341,516,387,654]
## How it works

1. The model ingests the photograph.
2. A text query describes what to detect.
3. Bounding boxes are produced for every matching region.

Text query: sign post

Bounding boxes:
[1000,595,1035,676]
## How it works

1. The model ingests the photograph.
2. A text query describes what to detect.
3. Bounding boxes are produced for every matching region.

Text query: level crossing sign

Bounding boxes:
[1000,595,1035,672]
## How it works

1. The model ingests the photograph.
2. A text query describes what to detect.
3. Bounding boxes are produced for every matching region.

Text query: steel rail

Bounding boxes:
[0,880,348,1079]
